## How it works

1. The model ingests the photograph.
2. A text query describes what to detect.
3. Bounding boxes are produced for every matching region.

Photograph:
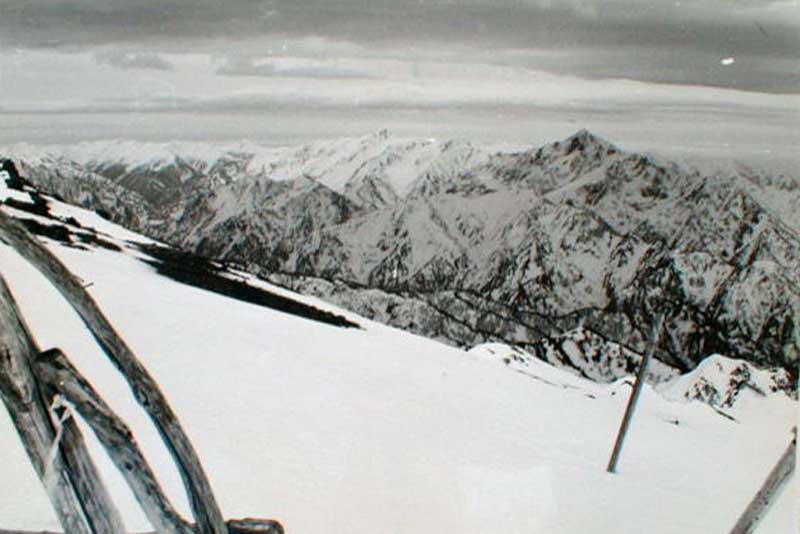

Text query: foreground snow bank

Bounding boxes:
[471,342,796,410]
[0,192,796,534]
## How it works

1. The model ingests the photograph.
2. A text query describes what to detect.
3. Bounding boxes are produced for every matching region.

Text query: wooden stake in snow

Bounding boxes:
[728,427,796,534]
[0,210,228,534]
[0,274,125,534]
[0,209,285,534]
[35,348,193,534]
[606,313,665,474]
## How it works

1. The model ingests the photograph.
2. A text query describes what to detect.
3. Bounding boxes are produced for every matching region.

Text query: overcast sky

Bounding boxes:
[0,0,797,158]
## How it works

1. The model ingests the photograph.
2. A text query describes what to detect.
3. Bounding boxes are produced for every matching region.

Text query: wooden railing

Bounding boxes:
[0,210,282,534]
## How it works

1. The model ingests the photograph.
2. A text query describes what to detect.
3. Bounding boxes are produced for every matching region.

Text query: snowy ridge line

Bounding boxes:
[134,243,360,329]
[0,171,797,533]
[4,130,800,381]
[471,341,795,411]
[0,186,359,331]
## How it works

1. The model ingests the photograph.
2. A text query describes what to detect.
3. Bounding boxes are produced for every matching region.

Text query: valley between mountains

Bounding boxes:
[4,130,798,383]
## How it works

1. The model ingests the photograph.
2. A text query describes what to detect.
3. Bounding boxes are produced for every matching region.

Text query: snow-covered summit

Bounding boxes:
[658,354,795,409]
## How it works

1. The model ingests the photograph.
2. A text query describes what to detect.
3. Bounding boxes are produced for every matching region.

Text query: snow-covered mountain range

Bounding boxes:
[0,172,796,534]
[3,130,799,380]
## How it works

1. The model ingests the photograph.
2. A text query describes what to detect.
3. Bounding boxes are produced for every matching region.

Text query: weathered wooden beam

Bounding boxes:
[226,518,283,534]
[607,313,665,473]
[35,348,193,534]
[55,412,128,534]
[0,517,283,534]
[0,274,122,533]
[729,427,797,534]
[0,209,228,534]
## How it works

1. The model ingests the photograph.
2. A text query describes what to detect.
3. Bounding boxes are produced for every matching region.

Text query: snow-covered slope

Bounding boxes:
[470,327,680,385]
[0,170,796,534]
[471,342,794,409]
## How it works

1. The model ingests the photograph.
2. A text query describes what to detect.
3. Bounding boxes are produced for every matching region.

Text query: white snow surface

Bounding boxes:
[0,192,797,533]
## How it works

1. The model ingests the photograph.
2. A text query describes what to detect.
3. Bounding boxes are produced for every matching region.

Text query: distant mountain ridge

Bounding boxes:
[4,130,799,379]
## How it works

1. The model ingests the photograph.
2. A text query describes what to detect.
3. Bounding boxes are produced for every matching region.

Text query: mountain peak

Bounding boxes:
[372,128,391,142]
[562,129,614,154]
[519,129,619,171]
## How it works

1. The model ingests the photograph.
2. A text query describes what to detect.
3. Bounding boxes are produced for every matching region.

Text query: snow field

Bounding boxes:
[0,197,796,533]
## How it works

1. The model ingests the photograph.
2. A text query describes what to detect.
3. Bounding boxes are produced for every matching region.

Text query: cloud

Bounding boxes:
[215,56,376,80]
[505,46,800,94]
[1,44,797,164]
[8,54,793,116]
[0,1,797,93]
[96,51,174,70]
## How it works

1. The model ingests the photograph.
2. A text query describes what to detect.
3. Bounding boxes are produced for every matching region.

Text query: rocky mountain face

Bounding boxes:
[4,130,799,380]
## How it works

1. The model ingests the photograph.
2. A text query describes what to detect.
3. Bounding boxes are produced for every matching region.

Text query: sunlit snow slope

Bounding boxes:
[0,183,796,534]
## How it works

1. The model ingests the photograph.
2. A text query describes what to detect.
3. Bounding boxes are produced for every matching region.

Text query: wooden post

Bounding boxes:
[729,427,796,534]
[226,518,284,534]
[606,313,664,473]
[0,275,123,533]
[35,349,193,534]
[0,517,284,534]
[0,210,229,534]
[55,415,128,533]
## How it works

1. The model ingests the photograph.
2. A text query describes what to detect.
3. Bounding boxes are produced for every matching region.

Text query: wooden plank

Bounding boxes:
[56,413,128,534]
[606,313,665,473]
[35,348,193,534]
[0,275,117,533]
[226,518,284,534]
[729,427,796,534]
[0,209,228,534]
[0,517,283,534]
